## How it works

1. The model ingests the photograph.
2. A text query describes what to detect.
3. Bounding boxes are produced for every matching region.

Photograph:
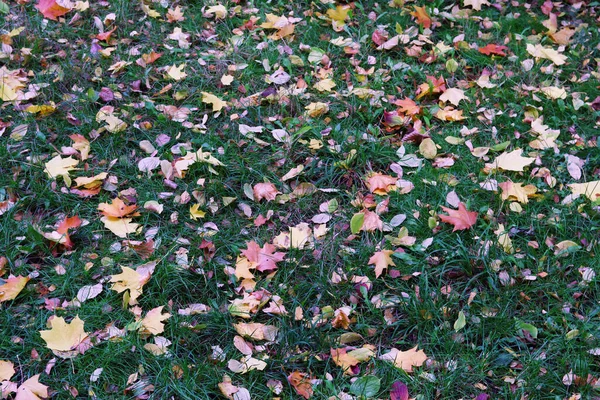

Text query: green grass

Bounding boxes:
[1,0,600,399]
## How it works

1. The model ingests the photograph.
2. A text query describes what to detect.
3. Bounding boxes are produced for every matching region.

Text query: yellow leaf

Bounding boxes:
[39,316,89,358]
[110,266,153,305]
[487,149,535,172]
[189,204,206,220]
[234,322,278,341]
[379,346,428,373]
[304,102,329,118]
[166,64,187,81]
[15,374,49,400]
[464,0,490,10]
[44,155,79,186]
[419,138,437,159]
[498,181,537,204]
[568,181,600,202]
[201,92,226,112]
[540,86,567,100]
[206,4,227,19]
[0,275,29,302]
[439,88,466,106]
[313,78,336,92]
[495,224,514,254]
[526,43,567,66]
[100,216,141,238]
[141,306,171,335]
[140,1,160,18]
[0,360,15,381]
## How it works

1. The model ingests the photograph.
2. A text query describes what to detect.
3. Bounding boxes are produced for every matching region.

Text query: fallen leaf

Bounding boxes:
[478,43,508,56]
[439,202,478,231]
[0,275,29,302]
[568,181,600,202]
[439,88,466,106]
[379,346,427,373]
[253,182,279,202]
[44,155,79,186]
[0,360,15,381]
[287,371,313,399]
[100,216,141,238]
[410,6,431,29]
[15,374,49,399]
[35,0,73,20]
[526,43,567,65]
[498,181,537,204]
[366,173,398,195]
[109,264,155,305]
[202,92,226,112]
[141,306,171,335]
[464,0,490,11]
[368,250,396,278]
[487,149,535,172]
[39,316,89,358]
[233,322,278,341]
[241,241,285,272]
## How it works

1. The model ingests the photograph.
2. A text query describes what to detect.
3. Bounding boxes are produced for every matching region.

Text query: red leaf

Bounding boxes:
[478,44,508,56]
[439,202,478,232]
[35,0,72,21]
[390,381,409,400]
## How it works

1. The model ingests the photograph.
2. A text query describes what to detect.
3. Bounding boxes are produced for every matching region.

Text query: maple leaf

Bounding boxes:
[368,250,396,278]
[304,102,329,118]
[43,215,82,248]
[35,0,73,20]
[410,6,432,29]
[253,182,279,202]
[144,336,171,356]
[272,222,314,249]
[68,134,90,160]
[241,241,285,272]
[498,181,537,204]
[416,75,445,99]
[379,346,428,373]
[287,371,313,399]
[568,181,600,202]
[0,275,29,302]
[331,346,375,375]
[39,315,90,358]
[110,264,155,305]
[326,5,350,31]
[0,360,15,381]
[487,149,535,172]
[393,98,420,117]
[201,92,226,112]
[439,88,466,106]
[435,106,465,121]
[439,202,478,232]
[44,155,79,186]
[464,0,490,10]
[233,322,278,341]
[227,356,267,374]
[100,216,141,238]
[205,4,227,19]
[98,198,139,218]
[526,43,567,65]
[478,43,508,56]
[166,64,187,81]
[189,204,206,220]
[366,173,398,195]
[14,374,49,400]
[141,306,171,336]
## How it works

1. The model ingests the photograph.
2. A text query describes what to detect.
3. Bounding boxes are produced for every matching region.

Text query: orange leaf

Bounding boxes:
[98,197,139,218]
[55,215,82,249]
[368,250,396,278]
[35,0,72,20]
[478,44,508,56]
[366,173,398,195]
[0,275,29,302]
[439,202,478,232]
[287,371,313,399]
[410,6,432,29]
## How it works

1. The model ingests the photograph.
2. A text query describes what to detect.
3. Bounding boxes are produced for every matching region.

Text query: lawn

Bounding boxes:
[1,0,600,399]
